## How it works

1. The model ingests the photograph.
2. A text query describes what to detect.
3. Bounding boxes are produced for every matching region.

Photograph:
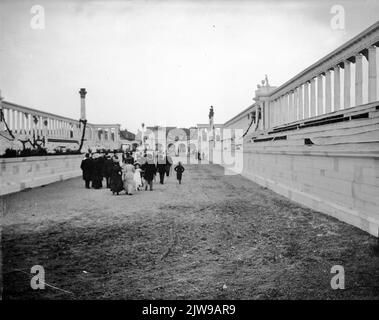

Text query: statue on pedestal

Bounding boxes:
[208,106,214,120]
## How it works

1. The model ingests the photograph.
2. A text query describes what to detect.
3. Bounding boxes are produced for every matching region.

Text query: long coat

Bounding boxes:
[80,158,93,181]
[122,164,136,194]
[110,163,123,193]
[142,163,157,182]
[91,158,103,189]
[174,164,185,179]
[103,158,113,178]
[165,156,173,176]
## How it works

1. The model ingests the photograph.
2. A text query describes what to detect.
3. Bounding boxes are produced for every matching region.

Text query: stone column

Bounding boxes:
[310,78,316,117]
[288,91,293,122]
[18,112,22,134]
[6,108,11,128]
[79,88,87,121]
[317,74,323,116]
[355,53,363,106]
[325,70,332,113]
[11,110,16,132]
[368,46,377,103]
[304,82,310,119]
[279,96,284,124]
[344,60,351,109]
[25,113,30,135]
[265,100,270,130]
[293,88,298,121]
[334,65,341,110]
[21,112,25,135]
[270,101,275,127]
[51,119,54,137]
[15,111,19,133]
[285,94,289,123]
[276,99,280,126]
[0,90,4,132]
[298,85,303,120]
[42,117,47,137]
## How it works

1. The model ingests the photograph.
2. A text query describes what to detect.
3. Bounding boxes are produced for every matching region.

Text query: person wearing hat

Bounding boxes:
[133,162,143,191]
[91,153,103,189]
[157,153,166,185]
[122,158,136,195]
[141,153,157,191]
[80,153,93,189]
[103,154,113,188]
[110,156,123,195]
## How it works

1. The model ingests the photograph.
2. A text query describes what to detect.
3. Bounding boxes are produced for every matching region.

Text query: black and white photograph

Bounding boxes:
[0,0,379,310]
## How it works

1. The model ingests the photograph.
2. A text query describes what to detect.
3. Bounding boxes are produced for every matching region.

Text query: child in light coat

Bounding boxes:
[134,162,143,191]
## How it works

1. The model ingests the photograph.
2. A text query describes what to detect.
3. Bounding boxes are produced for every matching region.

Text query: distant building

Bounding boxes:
[119,129,138,152]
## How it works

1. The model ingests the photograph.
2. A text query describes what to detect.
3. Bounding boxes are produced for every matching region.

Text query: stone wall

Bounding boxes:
[222,102,379,237]
[0,154,83,196]
[234,150,379,237]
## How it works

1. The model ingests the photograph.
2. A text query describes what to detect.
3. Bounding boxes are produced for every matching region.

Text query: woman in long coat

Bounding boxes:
[165,155,173,177]
[110,157,123,195]
[91,155,103,189]
[122,159,136,195]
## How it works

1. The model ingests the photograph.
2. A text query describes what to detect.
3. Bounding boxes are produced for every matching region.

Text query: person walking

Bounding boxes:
[174,161,185,185]
[91,154,103,189]
[110,156,123,195]
[141,153,157,191]
[165,154,173,177]
[157,153,166,184]
[122,158,136,195]
[103,155,113,188]
[80,153,93,189]
[133,162,143,191]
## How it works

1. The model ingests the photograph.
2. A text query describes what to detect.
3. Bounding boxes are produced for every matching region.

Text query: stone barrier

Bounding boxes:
[0,154,83,196]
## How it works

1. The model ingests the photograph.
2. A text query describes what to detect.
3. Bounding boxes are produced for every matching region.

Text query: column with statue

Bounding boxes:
[78,88,87,153]
[208,106,214,163]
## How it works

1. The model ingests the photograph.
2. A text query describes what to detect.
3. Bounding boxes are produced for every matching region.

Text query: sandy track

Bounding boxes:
[1,164,379,299]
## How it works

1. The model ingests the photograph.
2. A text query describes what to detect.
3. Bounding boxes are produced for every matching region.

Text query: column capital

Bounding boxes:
[79,88,87,99]
[355,53,363,60]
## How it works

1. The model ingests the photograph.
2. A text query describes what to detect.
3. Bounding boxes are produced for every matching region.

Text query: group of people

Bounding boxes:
[80,151,185,195]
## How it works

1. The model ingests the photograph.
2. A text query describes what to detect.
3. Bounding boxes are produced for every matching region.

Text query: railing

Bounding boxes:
[0,100,121,152]
[267,21,379,129]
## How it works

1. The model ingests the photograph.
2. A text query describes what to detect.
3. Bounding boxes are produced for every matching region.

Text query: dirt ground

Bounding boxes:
[1,163,379,299]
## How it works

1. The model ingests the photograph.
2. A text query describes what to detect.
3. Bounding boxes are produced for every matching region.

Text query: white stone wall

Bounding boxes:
[222,103,379,237]
[234,150,379,237]
[0,155,83,196]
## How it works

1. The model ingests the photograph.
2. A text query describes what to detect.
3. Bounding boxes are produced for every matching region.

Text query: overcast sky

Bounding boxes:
[0,0,378,133]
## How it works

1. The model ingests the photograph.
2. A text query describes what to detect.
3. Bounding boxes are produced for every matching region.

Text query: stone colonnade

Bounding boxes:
[0,101,120,149]
[266,23,379,129]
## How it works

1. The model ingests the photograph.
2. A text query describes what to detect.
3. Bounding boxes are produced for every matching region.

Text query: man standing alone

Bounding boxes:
[80,153,93,189]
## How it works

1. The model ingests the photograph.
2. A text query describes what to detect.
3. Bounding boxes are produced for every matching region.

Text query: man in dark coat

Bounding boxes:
[91,155,103,189]
[174,161,185,184]
[80,153,93,188]
[141,154,157,191]
[157,153,166,184]
[103,155,113,188]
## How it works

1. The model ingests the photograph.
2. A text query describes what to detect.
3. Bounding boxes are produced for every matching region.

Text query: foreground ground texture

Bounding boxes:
[1,164,379,299]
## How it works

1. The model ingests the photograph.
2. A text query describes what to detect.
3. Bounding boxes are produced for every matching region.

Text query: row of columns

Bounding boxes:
[1,107,121,144]
[0,107,83,139]
[269,45,377,128]
[87,126,119,142]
